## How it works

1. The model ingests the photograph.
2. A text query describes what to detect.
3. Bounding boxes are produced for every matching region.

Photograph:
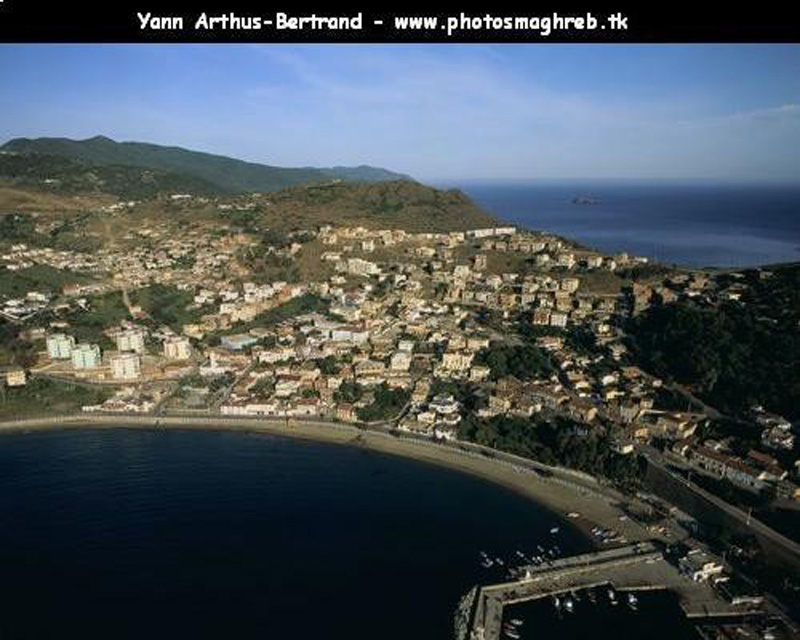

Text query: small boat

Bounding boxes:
[587,589,597,604]
[504,629,520,640]
[495,558,505,566]
[608,588,618,605]
[552,595,561,611]
[564,596,575,613]
[627,593,638,610]
[550,526,560,534]
[509,618,523,627]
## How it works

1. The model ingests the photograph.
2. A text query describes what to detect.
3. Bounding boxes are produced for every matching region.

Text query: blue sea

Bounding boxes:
[0,428,699,640]
[445,180,800,268]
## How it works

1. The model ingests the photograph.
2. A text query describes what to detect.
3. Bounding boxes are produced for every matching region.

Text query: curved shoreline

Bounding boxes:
[0,414,650,545]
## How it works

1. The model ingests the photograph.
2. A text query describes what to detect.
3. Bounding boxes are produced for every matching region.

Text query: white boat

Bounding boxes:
[550,526,560,534]
[564,597,575,613]
[509,618,523,627]
[608,588,617,605]
[627,593,638,610]
[552,595,561,611]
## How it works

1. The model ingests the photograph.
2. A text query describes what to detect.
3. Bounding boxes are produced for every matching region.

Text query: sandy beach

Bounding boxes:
[0,413,650,544]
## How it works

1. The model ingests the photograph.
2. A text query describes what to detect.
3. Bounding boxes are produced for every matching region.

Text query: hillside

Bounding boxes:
[2,136,411,193]
[0,151,226,199]
[0,146,500,236]
[259,179,499,233]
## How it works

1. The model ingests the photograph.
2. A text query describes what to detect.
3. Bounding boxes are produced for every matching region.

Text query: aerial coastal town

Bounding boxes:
[1,183,799,637]
[2,34,799,640]
[0,194,795,481]
[0,203,714,433]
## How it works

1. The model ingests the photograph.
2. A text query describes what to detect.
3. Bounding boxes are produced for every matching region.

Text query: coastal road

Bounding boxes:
[639,445,800,562]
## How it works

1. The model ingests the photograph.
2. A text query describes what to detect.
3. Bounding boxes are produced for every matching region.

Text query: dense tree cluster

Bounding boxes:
[458,414,643,485]
[475,342,554,381]
[130,284,202,331]
[0,213,37,241]
[627,268,800,420]
[0,319,36,367]
[334,380,363,405]
[357,383,410,422]
[232,293,329,333]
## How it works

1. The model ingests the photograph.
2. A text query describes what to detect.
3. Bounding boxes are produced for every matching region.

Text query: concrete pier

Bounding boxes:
[467,542,749,640]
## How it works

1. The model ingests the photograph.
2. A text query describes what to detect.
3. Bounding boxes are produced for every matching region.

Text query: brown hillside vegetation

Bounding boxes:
[0,185,115,214]
[0,179,501,236]
[259,180,499,233]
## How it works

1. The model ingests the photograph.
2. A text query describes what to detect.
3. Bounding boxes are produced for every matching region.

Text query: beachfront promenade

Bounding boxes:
[467,542,744,640]
[0,411,632,505]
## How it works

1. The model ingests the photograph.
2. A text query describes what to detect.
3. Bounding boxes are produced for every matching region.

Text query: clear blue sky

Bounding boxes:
[1,44,799,183]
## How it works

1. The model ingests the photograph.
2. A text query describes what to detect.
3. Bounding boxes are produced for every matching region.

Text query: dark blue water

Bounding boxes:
[0,429,695,639]
[446,180,800,268]
[504,588,699,639]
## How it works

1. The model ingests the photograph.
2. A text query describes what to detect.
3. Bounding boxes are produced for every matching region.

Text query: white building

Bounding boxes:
[556,252,576,268]
[429,394,460,415]
[117,329,146,354]
[679,550,724,582]
[71,343,101,370]
[560,278,580,293]
[111,353,141,380]
[5,369,26,387]
[47,333,75,359]
[390,351,412,372]
[398,340,415,353]
[346,258,380,277]
[441,351,474,372]
[163,337,192,360]
[494,226,516,236]
[549,312,568,328]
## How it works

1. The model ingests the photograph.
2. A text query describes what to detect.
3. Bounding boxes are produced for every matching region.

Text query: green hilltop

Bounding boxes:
[260,179,499,233]
[0,136,499,234]
[1,135,412,193]
[0,151,225,200]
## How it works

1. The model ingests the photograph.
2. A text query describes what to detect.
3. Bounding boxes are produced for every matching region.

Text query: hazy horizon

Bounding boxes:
[1,44,799,184]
